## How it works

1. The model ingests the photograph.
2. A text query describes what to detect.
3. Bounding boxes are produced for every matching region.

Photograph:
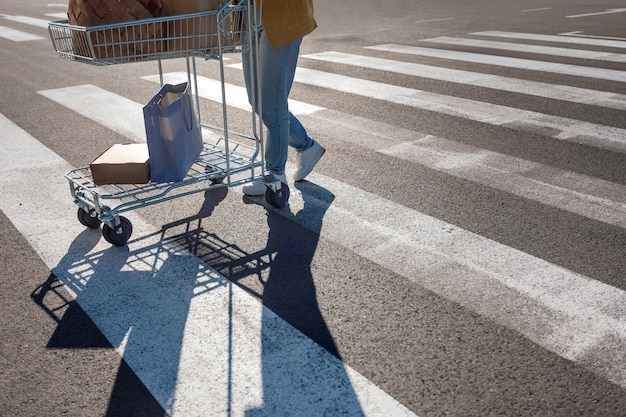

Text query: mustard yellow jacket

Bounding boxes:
[261,0,317,49]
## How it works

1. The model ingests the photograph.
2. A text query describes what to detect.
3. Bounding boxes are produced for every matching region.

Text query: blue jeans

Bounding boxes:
[242,27,314,175]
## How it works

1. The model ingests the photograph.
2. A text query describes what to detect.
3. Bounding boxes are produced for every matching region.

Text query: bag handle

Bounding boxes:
[181,91,195,132]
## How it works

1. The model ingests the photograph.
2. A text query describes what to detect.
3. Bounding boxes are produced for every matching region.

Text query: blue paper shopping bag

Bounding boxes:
[143,82,203,183]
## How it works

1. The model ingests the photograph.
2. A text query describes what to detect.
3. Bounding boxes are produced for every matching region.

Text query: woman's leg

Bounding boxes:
[243,29,305,175]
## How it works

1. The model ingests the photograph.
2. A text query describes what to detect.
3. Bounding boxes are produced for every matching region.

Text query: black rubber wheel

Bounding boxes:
[102,216,133,246]
[77,208,101,229]
[206,165,225,184]
[265,182,290,209]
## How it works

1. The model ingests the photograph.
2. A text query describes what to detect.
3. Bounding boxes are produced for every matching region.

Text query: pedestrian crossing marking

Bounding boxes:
[45,78,626,231]
[366,44,626,82]
[10,16,626,411]
[414,17,455,24]
[2,15,51,29]
[0,25,44,41]
[302,51,626,110]
[567,8,626,18]
[297,171,626,388]
[559,31,626,42]
[421,36,626,63]
[227,63,626,153]
[39,84,147,142]
[380,135,626,228]
[45,13,68,19]
[34,83,626,389]
[472,31,626,49]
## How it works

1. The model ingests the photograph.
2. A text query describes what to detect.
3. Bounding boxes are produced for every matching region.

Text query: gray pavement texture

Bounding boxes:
[1,0,625,416]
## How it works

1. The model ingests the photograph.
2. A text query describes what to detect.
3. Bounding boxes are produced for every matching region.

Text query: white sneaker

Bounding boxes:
[242,172,287,196]
[293,141,325,182]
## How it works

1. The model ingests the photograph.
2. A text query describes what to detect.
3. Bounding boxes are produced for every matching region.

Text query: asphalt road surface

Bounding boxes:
[1,0,625,416]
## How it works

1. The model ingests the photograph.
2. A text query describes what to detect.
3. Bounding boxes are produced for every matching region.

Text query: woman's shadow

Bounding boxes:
[240,181,366,417]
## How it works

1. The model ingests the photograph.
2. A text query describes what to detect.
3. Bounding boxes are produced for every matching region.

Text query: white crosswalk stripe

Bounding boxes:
[420,36,626,62]
[0,12,51,41]
[566,8,626,19]
[44,13,68,19]
[2,15,51,28]
[0,24,44,41]
[366,44,626,82]
[471,30,626,48]
[3,12,626,414]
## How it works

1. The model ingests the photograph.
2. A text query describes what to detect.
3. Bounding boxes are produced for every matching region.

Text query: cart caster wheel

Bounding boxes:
[102,216,133,246]
[265,182,290,209]
[206,165,225,184]
[77,208,101,229]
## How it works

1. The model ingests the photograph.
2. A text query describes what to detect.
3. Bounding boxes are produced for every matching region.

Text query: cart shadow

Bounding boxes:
[31,230,171,417]
[34,182,365,416]
[175,182,366,416]
[33,188,230,416]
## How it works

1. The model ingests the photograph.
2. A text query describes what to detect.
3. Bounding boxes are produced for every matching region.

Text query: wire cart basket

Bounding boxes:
[48,0,289,246]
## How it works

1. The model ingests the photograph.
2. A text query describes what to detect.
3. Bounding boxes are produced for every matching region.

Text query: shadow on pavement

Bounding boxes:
[32,182,365,416]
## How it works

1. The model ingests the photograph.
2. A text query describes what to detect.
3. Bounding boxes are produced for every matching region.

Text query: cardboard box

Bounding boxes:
[90,143,150,185]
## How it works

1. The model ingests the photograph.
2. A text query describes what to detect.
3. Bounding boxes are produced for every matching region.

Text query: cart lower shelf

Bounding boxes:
[67,139,289,246]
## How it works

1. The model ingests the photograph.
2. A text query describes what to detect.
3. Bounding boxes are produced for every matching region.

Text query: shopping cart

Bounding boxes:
[48,0,289,246]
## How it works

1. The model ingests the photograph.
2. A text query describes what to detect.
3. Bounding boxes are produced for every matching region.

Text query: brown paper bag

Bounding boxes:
[163,0,229,53]
[68,0,165,61]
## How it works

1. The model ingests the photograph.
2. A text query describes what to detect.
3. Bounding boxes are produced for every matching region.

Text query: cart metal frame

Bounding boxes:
[49,0,288,246]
